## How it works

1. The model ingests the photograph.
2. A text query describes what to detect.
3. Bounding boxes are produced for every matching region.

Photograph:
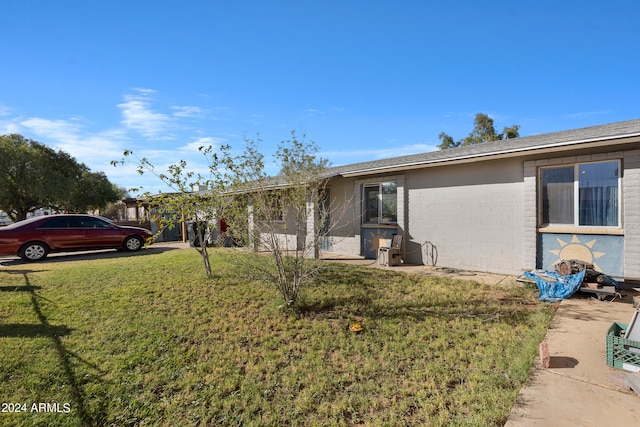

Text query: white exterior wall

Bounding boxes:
[314,144,640,278]
[404,158,525,275]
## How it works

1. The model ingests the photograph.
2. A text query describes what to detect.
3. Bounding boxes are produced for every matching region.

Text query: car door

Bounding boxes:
[38,217,84,249]
[79,217,124,248]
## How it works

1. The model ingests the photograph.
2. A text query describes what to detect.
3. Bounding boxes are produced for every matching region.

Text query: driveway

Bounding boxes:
[0,241,190,266]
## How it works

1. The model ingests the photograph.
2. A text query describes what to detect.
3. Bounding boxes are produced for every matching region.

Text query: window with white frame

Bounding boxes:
[362,182,397,224]
[540,160,620,227]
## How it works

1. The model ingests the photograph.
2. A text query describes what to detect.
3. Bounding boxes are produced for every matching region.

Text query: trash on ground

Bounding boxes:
[517,259,622,302]
[349,323,364,333]
[522,270,585,302]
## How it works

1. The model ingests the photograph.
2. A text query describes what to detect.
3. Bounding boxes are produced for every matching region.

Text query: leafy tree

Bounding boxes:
[0,134,121,221]
[66,169,124,213]
[437,113,520,149]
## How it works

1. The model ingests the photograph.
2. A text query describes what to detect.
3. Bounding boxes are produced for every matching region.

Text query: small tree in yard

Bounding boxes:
[112,131,332,311]
[221,132,330,311]
[111,154,224,278]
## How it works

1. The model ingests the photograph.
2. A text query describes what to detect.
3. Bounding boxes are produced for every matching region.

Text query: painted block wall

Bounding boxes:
[317,146,640,277]
[623,149,640,278]
[404,158,526,275]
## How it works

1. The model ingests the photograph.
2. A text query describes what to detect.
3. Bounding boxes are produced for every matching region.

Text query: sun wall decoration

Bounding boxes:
[541,233,623,276]
[548,234,606,272]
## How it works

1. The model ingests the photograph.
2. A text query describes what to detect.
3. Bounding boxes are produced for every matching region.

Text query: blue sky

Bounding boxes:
[1,1,639,194]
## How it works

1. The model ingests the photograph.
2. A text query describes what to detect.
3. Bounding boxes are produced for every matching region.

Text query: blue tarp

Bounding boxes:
[523,270,586,302]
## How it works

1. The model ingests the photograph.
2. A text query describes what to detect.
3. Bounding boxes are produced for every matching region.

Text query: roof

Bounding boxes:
[326,118,640,178]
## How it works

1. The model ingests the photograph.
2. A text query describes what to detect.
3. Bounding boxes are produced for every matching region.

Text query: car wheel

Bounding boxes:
[123,236,144,252]
[19,242,50,261]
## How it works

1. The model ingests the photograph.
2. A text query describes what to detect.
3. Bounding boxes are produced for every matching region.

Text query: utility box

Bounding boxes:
[378,247,401,266]
[377,234,403,266]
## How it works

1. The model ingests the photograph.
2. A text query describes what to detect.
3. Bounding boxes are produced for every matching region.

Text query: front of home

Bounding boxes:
[311,119,640,278]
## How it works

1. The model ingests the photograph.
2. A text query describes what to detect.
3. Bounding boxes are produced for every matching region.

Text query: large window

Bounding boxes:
[363,182,397,224]
[540,160,620,227]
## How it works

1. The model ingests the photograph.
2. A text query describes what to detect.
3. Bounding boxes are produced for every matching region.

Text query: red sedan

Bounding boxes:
[0,214,153,261]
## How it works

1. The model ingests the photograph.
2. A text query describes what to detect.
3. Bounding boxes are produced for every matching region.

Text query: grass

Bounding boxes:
[0,248,554,426]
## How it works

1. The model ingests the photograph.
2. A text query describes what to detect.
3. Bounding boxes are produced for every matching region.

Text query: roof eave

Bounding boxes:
[339,133,640,178]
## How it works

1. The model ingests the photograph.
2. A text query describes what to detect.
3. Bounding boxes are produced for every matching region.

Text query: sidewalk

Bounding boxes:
[505,296,640,426]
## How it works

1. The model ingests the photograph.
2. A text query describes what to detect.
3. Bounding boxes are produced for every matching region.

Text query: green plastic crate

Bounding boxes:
[606,322,640,370]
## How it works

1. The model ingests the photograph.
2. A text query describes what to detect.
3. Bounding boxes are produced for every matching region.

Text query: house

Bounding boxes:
[299,118,640,278]
[102,197,181,242]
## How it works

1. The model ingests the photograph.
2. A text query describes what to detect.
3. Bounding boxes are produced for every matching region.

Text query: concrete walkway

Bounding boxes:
[505,295,640,426]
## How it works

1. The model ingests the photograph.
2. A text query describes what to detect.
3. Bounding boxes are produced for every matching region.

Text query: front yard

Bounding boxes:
[0,248,554,426]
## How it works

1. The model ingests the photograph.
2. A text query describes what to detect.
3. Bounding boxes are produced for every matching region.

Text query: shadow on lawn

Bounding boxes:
[300,265,543,325]
[0,270,100,425]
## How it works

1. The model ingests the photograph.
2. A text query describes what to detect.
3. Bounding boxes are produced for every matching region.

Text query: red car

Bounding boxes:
[0,214,153,261]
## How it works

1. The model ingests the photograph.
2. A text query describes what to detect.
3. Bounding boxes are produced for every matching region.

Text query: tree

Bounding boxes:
[222,132,330,311]
[113,131,332,311]
[0,134,121,221]
[112,153,223,278]
[437,113,520,149]
[67,169,124,213]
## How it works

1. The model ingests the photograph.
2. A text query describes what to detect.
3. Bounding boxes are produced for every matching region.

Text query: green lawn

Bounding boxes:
[0,248,554,426]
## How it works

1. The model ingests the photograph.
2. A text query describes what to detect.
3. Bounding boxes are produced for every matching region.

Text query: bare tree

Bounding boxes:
[112,131,335,311]
[220,132,330,310]
[111,154,220,277]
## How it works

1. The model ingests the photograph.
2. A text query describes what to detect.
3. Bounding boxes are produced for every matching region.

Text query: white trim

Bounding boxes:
[538,159,622,230]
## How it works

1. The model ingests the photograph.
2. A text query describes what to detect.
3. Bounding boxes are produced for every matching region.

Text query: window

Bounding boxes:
[540,160,620,227]
[362,182,397,224]
[79,217,112,228]
[40,217,81,228]
[256,192,284,222]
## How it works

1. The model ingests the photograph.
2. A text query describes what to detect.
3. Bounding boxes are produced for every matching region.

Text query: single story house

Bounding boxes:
[284,118,640,278]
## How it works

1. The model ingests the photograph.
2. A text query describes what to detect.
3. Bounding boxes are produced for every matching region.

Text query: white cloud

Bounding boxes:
[0,105,11,116]
[17,117,125,166]
[181,136,225,152]
[118,89,173,139]
[172,105,202,118]
[304,108,324,118]
[0,119,22,134]
[131,87,157,96]
[19,117,82,141]
[322,143,437,164]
